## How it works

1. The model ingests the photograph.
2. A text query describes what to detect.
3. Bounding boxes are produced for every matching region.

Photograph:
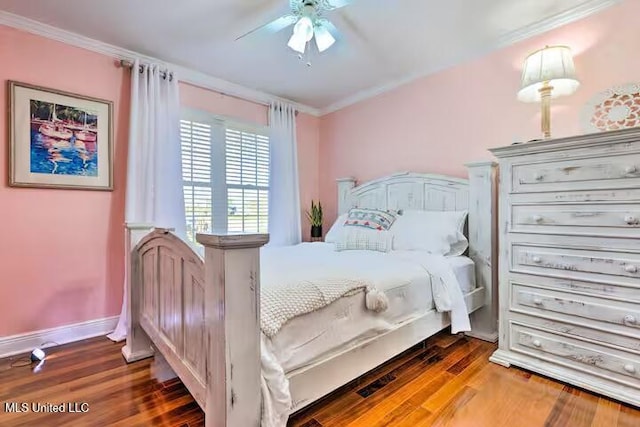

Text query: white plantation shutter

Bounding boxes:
[181,119,213,242]
[180,111,269,242]
[226,128,270,233]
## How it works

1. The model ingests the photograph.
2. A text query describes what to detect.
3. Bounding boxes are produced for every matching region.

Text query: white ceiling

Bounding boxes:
[0,0,617,112]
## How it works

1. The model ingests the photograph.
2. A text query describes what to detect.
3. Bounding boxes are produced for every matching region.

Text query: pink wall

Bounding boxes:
[319,1,640,225]
[0,26,130,337]
[296,112,321,239]
[0,26,320,337]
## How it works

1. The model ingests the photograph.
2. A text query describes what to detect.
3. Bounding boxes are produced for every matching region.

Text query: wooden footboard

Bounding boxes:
[123,226,268,427]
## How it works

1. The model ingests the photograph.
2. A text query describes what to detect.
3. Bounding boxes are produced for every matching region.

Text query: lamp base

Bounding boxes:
[539,83,553,139]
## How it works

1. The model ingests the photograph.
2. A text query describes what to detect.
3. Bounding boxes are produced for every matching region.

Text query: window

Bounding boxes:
[180,111,270,242]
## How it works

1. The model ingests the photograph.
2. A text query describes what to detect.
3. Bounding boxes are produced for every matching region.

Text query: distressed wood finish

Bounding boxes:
[133,229,208,409]
[126,228,268,427]
[511,244,640,281]
[121,223,155,363]
[511,152,640,193]
[466,162,499,342]
[196,232,269,427]
[511,203,640,238]
[490,127,640,407]
[336,173,470,215]
[4,332,639,426]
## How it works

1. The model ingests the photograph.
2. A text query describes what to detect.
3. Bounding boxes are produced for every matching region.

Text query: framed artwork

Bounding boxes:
[8,81,113,190]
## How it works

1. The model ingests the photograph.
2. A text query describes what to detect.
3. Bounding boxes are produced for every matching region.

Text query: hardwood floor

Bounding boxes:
[0,331,637,426]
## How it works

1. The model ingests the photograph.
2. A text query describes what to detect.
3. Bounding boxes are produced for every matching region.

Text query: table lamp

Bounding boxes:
[518,45,580,139]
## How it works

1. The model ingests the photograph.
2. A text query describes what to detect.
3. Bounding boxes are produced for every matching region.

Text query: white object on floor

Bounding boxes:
[0,316,118,358]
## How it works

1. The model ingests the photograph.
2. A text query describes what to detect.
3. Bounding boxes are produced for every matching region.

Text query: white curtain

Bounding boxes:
[108,60,185,342]
[268,102,301,246]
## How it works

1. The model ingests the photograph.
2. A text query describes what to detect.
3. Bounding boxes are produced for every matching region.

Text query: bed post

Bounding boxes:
[337,177,356,215]
[122,223,156,362]
[465,162,498,342]
[196,232,269,427]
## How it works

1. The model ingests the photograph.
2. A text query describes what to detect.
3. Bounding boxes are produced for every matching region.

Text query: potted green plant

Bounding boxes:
[306,200,323,239]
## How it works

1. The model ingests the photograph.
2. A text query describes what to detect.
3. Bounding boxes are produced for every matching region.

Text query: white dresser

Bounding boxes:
[489,128,640,407]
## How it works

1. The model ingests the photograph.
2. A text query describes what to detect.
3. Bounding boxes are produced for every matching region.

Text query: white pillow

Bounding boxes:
[325,213,348,243]
[391,210,468,256]
[335,227,393,253]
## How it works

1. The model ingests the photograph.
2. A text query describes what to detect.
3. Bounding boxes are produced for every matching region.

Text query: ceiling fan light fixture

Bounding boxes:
[287,32,307,54]
[293,16,314,42]
[314,24,335,52]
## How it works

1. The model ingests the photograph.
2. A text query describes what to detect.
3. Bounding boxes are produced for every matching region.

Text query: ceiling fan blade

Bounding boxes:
[235,14,297,41]
[318,18,339,37]
[322,0,354,10]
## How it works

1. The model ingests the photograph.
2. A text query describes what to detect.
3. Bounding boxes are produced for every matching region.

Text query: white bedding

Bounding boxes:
[267,247,476,374]
[259,242,474,426]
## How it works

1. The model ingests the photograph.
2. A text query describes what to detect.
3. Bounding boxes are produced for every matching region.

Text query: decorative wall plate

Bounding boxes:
[581,83,640,133]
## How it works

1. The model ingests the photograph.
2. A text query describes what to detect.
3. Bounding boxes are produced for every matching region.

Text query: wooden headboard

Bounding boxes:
[335,163,498,342]
[337,172,469,214]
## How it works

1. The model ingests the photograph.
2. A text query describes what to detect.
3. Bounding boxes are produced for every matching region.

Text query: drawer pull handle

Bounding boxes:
[532,256,542,264]
[533,298,544,306]
[532,214,543,223]
[533,173,544,181]
[532,340,542,348]
[625,165,638,175]
[624,265,638,273]
[623,364,636,374]
[624,315,637,324]
[624,215,639,225]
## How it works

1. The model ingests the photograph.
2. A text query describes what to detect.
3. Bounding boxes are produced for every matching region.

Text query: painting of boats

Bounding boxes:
[29,100,99,176]
[10,81,113,190]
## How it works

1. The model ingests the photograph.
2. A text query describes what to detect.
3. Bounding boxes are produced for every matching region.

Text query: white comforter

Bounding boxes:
[259,243,471,427]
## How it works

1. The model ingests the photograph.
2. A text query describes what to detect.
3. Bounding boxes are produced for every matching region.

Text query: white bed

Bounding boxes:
[265,243,476,375]
[121,165,498,427]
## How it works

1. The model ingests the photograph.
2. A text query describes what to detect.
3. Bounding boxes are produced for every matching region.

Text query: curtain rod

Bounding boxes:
[118,59,174,81]
[116,59,297,115]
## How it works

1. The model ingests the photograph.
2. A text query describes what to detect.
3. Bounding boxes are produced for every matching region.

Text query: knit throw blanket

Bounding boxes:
[260,278,388,338]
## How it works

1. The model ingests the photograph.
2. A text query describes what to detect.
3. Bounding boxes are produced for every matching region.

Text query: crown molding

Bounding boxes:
[319,0,622,115]
[0,11,321,117]
[0,0,620,117]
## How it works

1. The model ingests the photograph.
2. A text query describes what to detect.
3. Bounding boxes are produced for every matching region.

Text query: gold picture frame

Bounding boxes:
[8,80,114,190]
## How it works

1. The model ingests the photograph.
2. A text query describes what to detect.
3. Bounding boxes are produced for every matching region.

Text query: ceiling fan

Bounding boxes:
[236,0,354,55]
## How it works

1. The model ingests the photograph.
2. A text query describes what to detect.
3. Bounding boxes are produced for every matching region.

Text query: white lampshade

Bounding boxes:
[517,45,580,103]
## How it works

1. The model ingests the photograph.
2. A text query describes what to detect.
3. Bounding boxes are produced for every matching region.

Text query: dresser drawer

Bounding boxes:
[510,310,640,353]
[511,284,640,335]
[511,204,640,238]
[512,244,640,282]
[511,154,640,194]
[510,323,640,386]
[508,273,640,304]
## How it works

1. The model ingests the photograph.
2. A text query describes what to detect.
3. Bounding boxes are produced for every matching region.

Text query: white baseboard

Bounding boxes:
[0,316,118,358]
